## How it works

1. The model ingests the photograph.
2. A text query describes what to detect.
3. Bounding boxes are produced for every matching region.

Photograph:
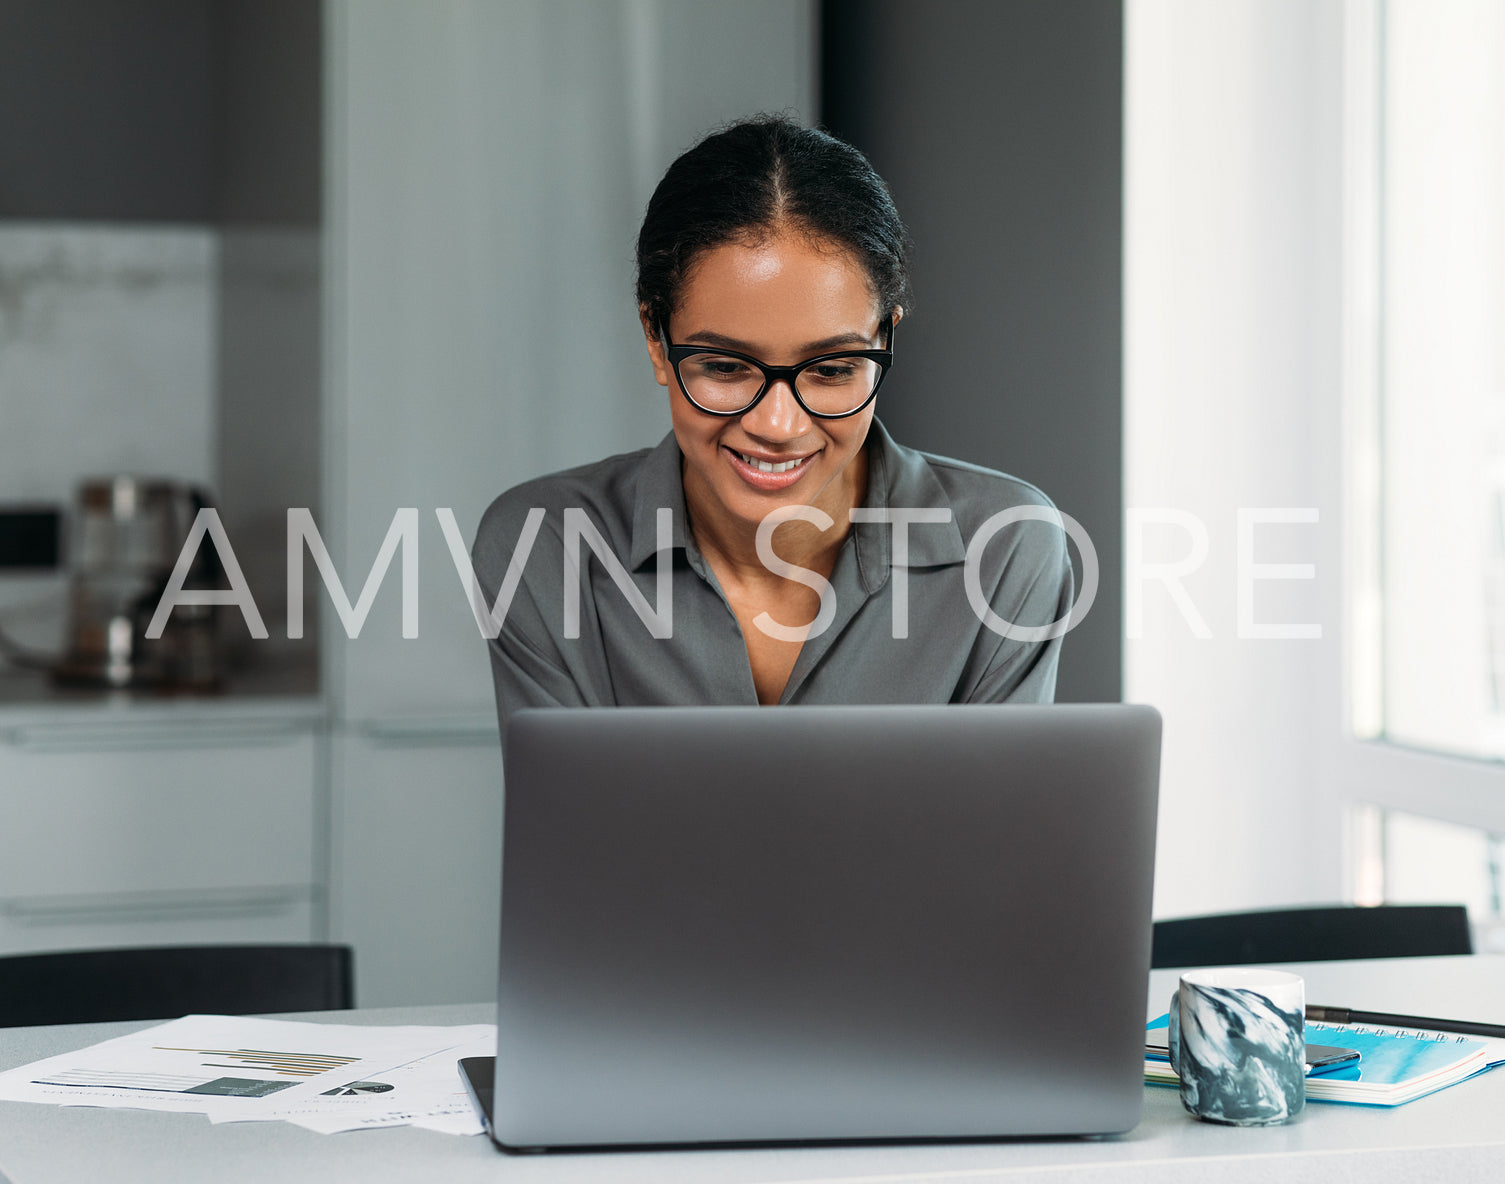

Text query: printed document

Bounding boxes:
[0,1015,495,1134]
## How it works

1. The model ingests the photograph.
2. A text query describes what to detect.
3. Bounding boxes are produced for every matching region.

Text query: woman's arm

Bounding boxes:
[474,493,601,732]
[963,527,1076,705]
[486,622,591,726]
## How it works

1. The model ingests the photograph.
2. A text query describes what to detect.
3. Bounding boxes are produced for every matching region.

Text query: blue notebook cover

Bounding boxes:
[1145,1014,1502,1105]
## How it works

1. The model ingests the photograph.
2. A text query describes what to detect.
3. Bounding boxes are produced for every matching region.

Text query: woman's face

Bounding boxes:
[643,231,890,543]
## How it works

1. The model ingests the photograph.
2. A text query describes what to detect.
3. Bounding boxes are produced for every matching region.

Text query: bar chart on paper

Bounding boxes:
[151,1046,362,1077]
[32,1068,301,1097]
[26,1041,365,1098]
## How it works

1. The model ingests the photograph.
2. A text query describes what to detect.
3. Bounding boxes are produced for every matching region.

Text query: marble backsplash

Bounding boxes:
[0,223,217,653]
[0,223,217,502]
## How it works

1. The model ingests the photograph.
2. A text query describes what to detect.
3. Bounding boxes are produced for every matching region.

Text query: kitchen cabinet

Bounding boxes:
[0,0,322,678]
[0,707,323,956]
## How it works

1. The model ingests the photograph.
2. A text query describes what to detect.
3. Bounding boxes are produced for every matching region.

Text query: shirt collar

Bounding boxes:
[630,431,695,570]
[629,420,970,581]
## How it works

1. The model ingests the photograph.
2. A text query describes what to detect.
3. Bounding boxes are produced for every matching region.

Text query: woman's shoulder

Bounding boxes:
[473,439,668,565]
[475,436,671,526]
[870,426,1070,586]
[916,450,1058,510]
[876,427,1059,522]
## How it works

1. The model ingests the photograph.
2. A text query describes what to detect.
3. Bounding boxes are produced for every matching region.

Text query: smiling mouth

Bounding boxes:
[731,449,812,474]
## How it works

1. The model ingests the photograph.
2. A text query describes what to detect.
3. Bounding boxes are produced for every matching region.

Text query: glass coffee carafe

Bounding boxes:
[55,476,221,690]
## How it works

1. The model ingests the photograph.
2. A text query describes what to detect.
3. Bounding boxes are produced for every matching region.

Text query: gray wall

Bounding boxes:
[0,0,318,223]
[822,0,1123,703]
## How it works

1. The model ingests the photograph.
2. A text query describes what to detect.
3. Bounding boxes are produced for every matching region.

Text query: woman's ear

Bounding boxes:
[890,305,904,330]
[640,307,671,388]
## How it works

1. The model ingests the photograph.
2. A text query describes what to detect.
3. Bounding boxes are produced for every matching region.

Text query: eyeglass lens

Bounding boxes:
[676,352,882,416]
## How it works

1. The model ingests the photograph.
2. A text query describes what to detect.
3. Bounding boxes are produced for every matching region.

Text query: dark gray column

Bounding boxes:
[823,0,1123,703]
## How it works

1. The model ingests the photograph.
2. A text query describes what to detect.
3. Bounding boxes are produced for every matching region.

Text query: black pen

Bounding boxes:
[1307,1004,1505,1040]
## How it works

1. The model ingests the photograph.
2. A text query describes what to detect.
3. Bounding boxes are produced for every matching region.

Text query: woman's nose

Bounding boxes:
[740,378,810,440]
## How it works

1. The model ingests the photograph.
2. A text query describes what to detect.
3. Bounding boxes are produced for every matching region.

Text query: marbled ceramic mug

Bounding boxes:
[1167,968,1305,1126]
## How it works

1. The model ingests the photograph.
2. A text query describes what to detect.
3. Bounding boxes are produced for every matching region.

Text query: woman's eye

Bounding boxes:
[692,357,753,380]
[808,363,857,383]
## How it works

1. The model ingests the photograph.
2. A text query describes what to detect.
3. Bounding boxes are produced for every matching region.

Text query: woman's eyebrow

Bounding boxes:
[682,329,877,353]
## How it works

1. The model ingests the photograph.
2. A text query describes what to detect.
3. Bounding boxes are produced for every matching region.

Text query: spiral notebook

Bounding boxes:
[1144,1015,1505,1106]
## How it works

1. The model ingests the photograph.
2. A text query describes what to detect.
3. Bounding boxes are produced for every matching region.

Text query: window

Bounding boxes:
[1342,0,1505,926]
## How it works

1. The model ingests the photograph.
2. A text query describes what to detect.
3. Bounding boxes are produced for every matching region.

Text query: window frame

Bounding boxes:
[1330,0,1505,857]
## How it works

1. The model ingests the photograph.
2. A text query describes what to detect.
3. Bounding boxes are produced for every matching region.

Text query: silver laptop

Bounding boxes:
[467,704,1161,1151]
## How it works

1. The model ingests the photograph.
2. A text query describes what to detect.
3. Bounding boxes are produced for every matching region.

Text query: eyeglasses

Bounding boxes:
[660,318,894,419]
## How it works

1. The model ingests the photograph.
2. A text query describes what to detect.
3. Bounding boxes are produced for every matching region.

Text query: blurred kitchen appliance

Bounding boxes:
[54,476,222,690]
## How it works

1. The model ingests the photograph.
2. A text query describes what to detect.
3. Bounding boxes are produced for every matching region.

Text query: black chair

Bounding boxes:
[1151,904,1473,970]
[0,944,354,1027]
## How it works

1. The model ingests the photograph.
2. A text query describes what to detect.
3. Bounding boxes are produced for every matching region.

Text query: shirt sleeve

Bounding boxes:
[474,492,602,735]
[962,523,1075,705]
[485,626,589,723]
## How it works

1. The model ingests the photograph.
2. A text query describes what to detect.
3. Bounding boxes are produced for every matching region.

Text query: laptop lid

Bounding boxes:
[491,704,1160,1150]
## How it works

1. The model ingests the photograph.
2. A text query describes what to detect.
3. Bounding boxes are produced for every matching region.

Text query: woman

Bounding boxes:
[474,116,1074,726]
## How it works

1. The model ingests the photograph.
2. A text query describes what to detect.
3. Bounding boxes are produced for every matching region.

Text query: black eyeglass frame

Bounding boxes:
[659,317,895,420]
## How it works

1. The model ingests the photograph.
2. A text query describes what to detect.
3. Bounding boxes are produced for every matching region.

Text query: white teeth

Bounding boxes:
[738,451,806,474]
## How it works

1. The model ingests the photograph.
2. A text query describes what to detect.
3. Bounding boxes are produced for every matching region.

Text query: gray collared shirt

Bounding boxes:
[473,420,1074,732]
